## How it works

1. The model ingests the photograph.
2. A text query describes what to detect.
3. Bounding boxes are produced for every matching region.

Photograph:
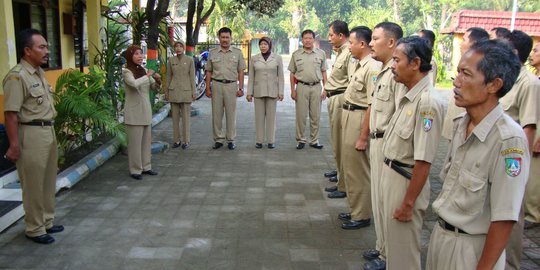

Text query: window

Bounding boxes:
[13,0,62,69]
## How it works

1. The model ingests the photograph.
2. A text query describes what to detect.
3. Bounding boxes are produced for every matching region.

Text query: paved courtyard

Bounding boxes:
[0,67,539,269]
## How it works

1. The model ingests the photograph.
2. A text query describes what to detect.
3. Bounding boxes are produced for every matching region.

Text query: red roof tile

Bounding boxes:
[441,10,540,36]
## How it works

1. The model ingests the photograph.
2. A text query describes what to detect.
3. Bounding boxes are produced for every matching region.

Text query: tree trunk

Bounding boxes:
[392,0,401,23]
[145,0,170,71]
[185,0,215,56]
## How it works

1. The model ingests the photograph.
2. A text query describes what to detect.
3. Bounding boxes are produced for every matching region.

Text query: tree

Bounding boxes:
[144,0,171,71]
[183,0,284,56]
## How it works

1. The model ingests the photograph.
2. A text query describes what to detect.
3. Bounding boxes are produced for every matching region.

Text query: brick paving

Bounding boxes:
[0,64,538,270]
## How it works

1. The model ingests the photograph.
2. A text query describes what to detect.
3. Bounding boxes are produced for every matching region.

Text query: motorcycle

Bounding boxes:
[194,51,208,100]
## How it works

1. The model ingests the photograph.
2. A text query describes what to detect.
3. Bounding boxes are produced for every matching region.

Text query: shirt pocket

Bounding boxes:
[27,83,47,112]
[295,58,304,72]
[451,169,488,215]
[374,85,391,112]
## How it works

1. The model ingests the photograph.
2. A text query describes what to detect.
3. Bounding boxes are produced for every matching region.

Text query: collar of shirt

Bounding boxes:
[403,74,431,101]
[301,48,315,54]
[333,42,349,54]
[378,59,393,76]
[20,59,38,75]
[458,104,504,143]
[358,55,373,68]
[219,47,232,53]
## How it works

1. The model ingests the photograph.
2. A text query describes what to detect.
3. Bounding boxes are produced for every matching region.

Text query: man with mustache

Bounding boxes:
[3,29,63,244]
[378,36,444,270]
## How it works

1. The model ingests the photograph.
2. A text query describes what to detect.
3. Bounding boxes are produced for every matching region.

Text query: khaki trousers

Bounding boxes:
[17,125,58,237]
[295,83,321,144]
[328,94,345,192]
[171,102,191,143]
[370,137,386,258]
[127,125,152,174]
[211,81,237,143]
[254,97,277,144]
[524,130,540,223]
[426,224,505,270]
[380,165,430,270]
[341,108,371,220]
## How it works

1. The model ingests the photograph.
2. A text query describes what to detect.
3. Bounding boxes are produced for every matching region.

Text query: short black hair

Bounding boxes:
[328,20,350,37]
[419,29,436,47]
[470,39,521,97]
[218,27,232,36]
[17,28,44,58]
[491,27,511,40]
[301,29,316,38]
[466,27,489,44]
[350,26,372,44]
[396,36,432,73]
[374,22,403,41]
[509,30,533,64]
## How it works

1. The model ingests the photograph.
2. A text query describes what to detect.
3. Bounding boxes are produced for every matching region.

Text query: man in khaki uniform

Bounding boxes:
[502,30,540,270]
[322,20,352,199]
[427,39,528,270]
[338,26,381,230]
[166,41,196,149]
[525,41,540,229]
[205,27,246,150]
[289,29,327,149]
[363,22,404,270]
[419,29,438,86]
[441,27,489,140]
[379,36,444,270]
[3,29,63,244]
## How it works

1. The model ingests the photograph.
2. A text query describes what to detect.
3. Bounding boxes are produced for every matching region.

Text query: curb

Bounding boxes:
[2,103,172,191]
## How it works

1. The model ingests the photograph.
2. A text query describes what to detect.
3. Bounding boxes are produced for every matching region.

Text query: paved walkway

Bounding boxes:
[0,68,539,269]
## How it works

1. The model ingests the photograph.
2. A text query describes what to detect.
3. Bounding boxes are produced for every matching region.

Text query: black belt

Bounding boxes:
[19,121,53,127]
[297,80,320,87]
[212,78,236,84]
[384,157,414,180]
[342,103,367,111]
[438,217,468,234]
[369,132,384,139]
[326,90,345,98]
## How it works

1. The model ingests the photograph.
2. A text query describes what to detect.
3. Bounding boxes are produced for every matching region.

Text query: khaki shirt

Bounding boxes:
[122,68,158,125]
[344,55,381,107]
[500,66,540,127]
[3,59,56,122]
[382,75,444,166]
[288,48,327,83]
[247,53,284,98]
[205,46,246,81]
[325,42,352,91]
[433,105,529,235]
[369,59,406,133]
[166,54,196,103]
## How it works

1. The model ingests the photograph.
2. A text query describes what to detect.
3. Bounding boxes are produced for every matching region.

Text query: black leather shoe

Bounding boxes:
[327,191,346,198]
[338,212,351,221]
[181,143,189,149]
[363,249,380,260]
[328,176,338,182]
[309,143,324,149]
[131,174,142,180]
[228,142,236,150]
[255,143,263,149]
[296,142,305,149]
[268,143,275,149]
[46,225,64,234]
[342,219,371,230]
[324,186,338,192]
[142,170,158,176]
[324,169,337,178]
[212,142,224,149]
[172,142,181,148]
[26,234,54,244]
[364,258,386,270]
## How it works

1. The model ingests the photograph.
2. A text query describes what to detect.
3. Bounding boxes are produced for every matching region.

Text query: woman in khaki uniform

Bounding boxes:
[166,41,196,149]
[247,37,284,148]
[123,45,161,180]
